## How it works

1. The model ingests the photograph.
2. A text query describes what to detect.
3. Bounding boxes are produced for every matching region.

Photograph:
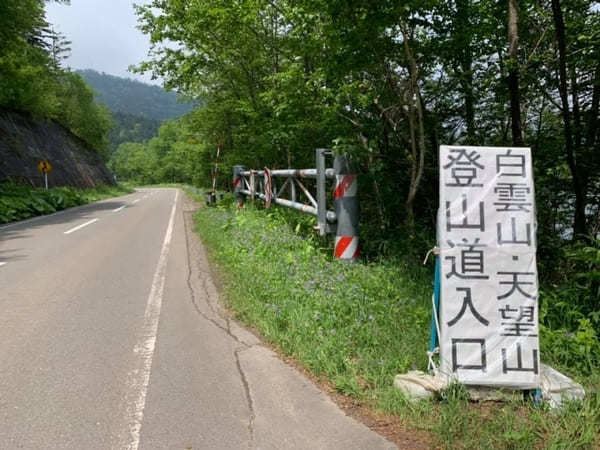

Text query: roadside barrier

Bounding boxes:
[232,149,359,261]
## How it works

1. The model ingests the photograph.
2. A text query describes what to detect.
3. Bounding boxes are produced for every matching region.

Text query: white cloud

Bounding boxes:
[45,0,160,85]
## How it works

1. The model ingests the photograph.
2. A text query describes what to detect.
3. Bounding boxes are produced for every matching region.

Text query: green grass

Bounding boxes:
[192,195,599,449]
[0,182,133,224]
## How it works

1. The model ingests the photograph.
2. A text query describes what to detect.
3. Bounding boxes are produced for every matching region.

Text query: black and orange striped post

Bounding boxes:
[233,165,245,209]
[333,155,359,261]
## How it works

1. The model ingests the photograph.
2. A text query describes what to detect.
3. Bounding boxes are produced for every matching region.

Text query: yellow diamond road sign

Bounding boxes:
[37,161,52,173]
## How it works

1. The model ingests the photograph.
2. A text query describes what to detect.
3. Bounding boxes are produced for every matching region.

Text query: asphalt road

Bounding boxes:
[0,188,395,450]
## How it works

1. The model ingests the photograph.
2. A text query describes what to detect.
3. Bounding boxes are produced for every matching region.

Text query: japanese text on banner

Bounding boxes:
[439,146,540,388]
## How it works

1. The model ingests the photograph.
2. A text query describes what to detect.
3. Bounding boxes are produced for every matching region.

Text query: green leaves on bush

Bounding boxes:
[0,183,131,224]
[538,238,600,376]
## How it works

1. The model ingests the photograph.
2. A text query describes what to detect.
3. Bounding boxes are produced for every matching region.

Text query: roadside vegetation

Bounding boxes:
[194,197,599,449]
[0,183,132,224]
[109,118,206,187]
[1,1,113,155]
[6,0,593,444]
[113,0,600,444]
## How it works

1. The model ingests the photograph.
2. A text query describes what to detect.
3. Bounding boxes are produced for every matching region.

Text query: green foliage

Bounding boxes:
[129,0,600,369]
[77,69,196,121]
[109,114,206,186]
[194,201,600,449]
[51,72,114,156]
[109,111,161,152]
[196,201,431,390]
[0,2,112,155]
[537,238,600,375]
[0,182,132,224]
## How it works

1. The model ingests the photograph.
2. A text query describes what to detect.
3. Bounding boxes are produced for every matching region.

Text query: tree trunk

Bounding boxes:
[456,0,476,143]
[508,0,524,146]
[585,59,600,152]
[551,0,588,238]
[401,22,426,229]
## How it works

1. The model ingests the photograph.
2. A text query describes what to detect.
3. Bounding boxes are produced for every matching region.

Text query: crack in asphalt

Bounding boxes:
[183,208,248,347]
[234,346,256,447]
[182,204,257,448]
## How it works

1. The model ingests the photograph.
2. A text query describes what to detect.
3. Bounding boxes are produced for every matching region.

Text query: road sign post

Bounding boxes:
[37,161,53,190]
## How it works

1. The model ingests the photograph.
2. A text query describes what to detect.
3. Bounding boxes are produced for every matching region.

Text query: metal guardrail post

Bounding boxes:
[333,154,359,261]
[233,152,342,248]
[316,148,328,236]
[233,165,246,208]
[291,176,297,203]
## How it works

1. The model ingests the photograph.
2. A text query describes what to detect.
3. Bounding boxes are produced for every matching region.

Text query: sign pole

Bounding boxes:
[429,256,441,352]
[45,172,48,190]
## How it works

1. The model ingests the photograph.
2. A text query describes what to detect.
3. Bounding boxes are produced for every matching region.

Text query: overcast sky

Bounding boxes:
[45,0,160,85]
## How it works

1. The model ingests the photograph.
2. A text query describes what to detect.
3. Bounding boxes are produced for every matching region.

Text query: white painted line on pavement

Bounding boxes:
[0,262,6,267]
[121,190,178,450]
[113,205,126,213]
[64,218,99,235]
[132,199,141,204]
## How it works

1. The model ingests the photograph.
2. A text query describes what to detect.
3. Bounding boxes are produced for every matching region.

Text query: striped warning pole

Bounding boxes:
[333,154,359,261]
[233,165,245,209]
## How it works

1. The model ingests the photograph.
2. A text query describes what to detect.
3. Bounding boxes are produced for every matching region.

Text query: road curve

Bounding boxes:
[0,188,395,449]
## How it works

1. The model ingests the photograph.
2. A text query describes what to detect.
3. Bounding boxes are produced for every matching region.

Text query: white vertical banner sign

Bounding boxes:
[439,146,540,388]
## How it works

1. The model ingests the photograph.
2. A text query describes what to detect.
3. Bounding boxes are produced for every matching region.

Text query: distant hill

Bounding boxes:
[109,111,161,151]
[77,69,195,121]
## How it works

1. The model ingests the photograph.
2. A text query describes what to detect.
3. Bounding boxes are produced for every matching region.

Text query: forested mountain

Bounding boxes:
[77,69,195,121]
[109,111,161,151]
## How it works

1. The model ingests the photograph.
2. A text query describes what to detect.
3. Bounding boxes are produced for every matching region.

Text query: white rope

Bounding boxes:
[423,246,440,265]
[427,347,439,372]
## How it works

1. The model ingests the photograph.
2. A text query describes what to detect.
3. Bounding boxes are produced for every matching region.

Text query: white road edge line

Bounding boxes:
[0,262,7,267]
[113,205,126,213]
[122,190,178,450]
[132,199,141,204]
[63,218,99,235]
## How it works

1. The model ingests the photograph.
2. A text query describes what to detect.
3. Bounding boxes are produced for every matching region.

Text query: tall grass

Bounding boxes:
[194,196,599,449]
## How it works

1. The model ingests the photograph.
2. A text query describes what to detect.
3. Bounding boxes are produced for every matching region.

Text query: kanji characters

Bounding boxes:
[443,148,485,187]
[440,146,539,385]
[445,238,489,280]
[447,287,490,327]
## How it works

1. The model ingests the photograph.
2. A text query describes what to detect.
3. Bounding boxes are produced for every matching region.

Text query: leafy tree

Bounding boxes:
[109,112,161,152]
[0,1,112,156]
[48,28,71,69]
[109,114,206,186]
[129,0,599,333]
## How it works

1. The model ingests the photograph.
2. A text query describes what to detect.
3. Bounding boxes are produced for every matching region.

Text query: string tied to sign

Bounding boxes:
[427,347,439,372]
[425,245,441,374]
[423,246,440,265]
